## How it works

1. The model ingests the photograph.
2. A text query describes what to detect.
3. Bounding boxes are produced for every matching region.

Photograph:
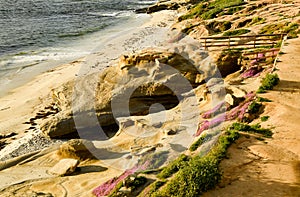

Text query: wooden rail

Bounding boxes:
[200,34,286,50]
[243,48,279,58]
[242,48,280,65]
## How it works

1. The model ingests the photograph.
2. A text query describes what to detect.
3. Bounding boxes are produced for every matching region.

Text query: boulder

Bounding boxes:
[40,114,77,139]
[225,94,245,107]
[215,50,242,77]
[49,158,79,176]
[118,187,132,194]
[58,139,96,160]
[225,86,247,98]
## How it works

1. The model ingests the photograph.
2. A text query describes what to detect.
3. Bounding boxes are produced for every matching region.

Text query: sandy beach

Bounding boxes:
[0,8,184,195]
[0,0,300,196]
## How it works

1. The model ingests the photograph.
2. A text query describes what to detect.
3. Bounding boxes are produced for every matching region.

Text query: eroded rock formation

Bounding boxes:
[40,42,222,139]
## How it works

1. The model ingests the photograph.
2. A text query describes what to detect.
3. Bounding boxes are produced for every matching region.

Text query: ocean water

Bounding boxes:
[0,0,157,96]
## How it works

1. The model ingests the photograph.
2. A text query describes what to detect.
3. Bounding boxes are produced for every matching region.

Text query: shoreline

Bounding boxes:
[0,8,181,185]
[0,12,152,98]
[0,9,177,135]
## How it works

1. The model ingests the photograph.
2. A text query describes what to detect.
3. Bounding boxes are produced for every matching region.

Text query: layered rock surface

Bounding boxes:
[40,41,222,140]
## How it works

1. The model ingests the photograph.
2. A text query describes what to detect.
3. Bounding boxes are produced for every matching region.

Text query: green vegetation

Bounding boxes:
[189,132,218,151]
[108,182,124,197]
[223,29,251,36]
[229,122,273,138]
[219,6,245,16]
[152,130,240,196]
[127,176,147,190]
[259,22,299,38]
[257,73,280,93]
[261,116,270,122]
[248,16,266,26]
[248,101,262,114]
[179,0,245,21]
[144,180,167,196]
[157,154,190,179]
[257,97,272,102]
[189,134,208,151]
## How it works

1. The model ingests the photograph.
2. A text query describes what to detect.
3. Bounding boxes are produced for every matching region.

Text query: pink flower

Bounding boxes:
[202,102,226,119]
[93,162,149,197]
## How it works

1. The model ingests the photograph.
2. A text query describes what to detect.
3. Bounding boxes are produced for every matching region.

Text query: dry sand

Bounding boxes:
[0,59,82,140]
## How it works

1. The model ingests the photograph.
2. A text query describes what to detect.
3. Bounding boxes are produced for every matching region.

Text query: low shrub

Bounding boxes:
[154,130,240,196]
[158,156,220,197]
[257,97,272,102]
[248,101,262,114]
[257,73,280,93]
[145,180,167,196]
[157,154,190,179]
[189,131,219,151]
[261,116,270,122]
[189,134,208,151]
[248,16,266,26]
[179,0,245,21]
[229,122,273,138]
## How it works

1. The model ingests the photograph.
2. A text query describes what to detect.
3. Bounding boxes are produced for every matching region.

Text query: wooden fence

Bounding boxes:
[199,34,286,50]
[242,48,280,66]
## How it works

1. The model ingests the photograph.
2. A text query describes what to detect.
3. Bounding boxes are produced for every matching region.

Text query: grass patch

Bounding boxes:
[189,134,208,151]
[157,154,190,179]
[189,131,220,151]
[257,97,272,102]
[223,29,250,36]
[259,22,299,38]
[229,122,273,138]
[248,16,266,26]
[108,181,124,197]
[189,132,219,151]
[219,6,245,16]
[144,180,167,196]
[179,0,245,21]
[261,116,270,122]
[257,73,280,93]
[153,130,240,197]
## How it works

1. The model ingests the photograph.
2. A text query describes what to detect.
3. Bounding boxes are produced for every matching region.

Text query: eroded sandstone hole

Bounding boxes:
[129,83,180,116]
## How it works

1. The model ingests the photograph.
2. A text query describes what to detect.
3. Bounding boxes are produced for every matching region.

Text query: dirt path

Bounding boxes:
[203,38,300,197]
